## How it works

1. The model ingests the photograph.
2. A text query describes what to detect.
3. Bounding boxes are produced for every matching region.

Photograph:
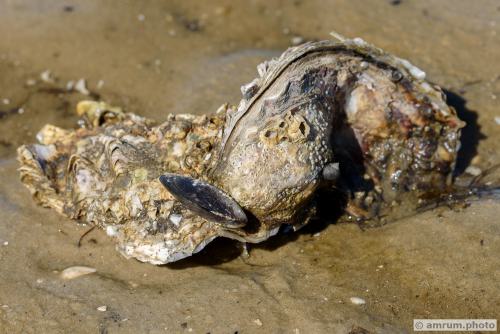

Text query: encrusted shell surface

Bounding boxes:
[17,37,464,264]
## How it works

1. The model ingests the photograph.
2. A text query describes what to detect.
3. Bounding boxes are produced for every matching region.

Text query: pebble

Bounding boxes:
[97,305,107,312]
[495,116,500,125]
[465,166,482,177]
[2,98,9,105]
[60,266,97,280]
[26,78,37,86]
[96,80,105,89]
[253,319,263,326]
[2,241,8,246]
[350,297,366,305]
[138,14,145,22]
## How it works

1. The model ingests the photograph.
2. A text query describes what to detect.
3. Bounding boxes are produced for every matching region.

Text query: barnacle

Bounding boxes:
[17,36,464,264]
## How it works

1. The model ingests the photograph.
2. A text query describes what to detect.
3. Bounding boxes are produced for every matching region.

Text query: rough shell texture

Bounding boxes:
[17,37,464,264]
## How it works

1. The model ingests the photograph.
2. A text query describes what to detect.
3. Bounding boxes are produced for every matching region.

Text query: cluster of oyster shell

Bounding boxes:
[17,36,464,264]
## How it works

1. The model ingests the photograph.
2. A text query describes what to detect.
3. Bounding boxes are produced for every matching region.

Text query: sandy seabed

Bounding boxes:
[0,1,499,333]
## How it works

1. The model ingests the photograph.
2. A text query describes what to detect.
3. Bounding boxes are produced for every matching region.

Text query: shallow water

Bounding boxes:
[1,0,500,333]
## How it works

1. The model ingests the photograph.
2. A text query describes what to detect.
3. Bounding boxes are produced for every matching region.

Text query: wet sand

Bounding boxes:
[1,1,499,333]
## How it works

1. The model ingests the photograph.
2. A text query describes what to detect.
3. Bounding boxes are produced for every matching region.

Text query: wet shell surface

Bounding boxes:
[17,36,464,264]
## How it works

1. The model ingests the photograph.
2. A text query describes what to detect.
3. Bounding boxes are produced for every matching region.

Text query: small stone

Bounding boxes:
[2,241,8,246]
[26,79,37,86]
[313,232,321,237]
[17,108,24,114]
[465,166,482,177]
[138,14,145,22]
[495,116,500,125]
[36,278,44,284]
[96,80,105,89]
[350,297,366,305]
[2,98,10,105]
[97,305,107,312]
[253,319,263,326]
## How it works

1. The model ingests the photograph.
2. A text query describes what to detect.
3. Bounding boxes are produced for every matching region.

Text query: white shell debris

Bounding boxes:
[397,58,426,81]
[349,297,366,305]
[494,116,500,125]
[106,225,120,237]
[465,166,482,177]
[169,214,183,227]
[97,305,107,312]
[60,266,97,280]
[2,241,8,246]
[74,79,90,95]
[253,318,263,326]
[40,70,54,83]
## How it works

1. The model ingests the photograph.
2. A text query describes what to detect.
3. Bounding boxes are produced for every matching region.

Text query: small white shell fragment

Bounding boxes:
[253,318,263,326]
[350,297,366,305]
[40,70,54,83]
[494,116,500,125]
[397,58,426,80]
[291,36,305,46]
[169,214,182,227]
[74,79,90,95]
[2,241,8,246]
[465,166,482,176]
[97,305,107,312]
[2,98,9,105]
[66,80,74,91]
[106,225,119,237]
[60,266,97,280]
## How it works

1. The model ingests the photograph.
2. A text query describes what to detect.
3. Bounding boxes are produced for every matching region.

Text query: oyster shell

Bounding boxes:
[17,37,464,264]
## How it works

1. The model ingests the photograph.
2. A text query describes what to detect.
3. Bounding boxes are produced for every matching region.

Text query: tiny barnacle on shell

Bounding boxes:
[17,34,464,264]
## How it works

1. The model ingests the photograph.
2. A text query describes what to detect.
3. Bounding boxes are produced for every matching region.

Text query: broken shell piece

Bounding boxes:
[60,266,97,280]
[74,78,90,95]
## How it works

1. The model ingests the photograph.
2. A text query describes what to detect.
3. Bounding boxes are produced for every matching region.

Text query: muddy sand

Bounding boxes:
[0,1,499,333]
